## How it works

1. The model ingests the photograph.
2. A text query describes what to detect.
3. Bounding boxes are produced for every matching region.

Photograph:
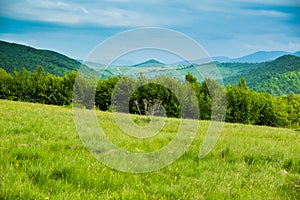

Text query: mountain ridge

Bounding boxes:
[212,50,300,63]
[0,40,83,76]
[169,51,300,65]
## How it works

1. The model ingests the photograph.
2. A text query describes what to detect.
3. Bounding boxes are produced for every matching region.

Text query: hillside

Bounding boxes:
[253,71,300,95]
[0,40,82,76]
[175,55,300,95]
[223,55,300,95]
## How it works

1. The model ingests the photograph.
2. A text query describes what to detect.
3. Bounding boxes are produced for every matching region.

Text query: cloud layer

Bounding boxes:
[1,0,299,59]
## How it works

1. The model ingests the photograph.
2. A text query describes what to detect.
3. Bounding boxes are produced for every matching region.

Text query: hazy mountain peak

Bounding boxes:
[133,59,166,67]
[211,50,300,63]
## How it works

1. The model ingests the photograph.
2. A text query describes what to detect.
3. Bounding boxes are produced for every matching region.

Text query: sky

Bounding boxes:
[1,0,300,62]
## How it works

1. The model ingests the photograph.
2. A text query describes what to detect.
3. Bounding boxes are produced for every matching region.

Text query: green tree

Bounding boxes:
[0,68,13,99]
[95,76,119,111]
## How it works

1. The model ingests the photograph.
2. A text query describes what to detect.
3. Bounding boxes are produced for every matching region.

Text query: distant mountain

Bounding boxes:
[171,51,300,64]
[231,51,290,63]
[294,51,300,57]
[133,59,166,67]
[83,61,104,69]
[0,40,91,76]
[211,51,300,63]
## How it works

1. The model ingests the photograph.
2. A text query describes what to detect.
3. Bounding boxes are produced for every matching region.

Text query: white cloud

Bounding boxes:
[1,0,174,27]
[234,0,300,6]
[80,6,89,14]
[232,33,300,55]
[89,8,160,26]
[195,3,292,19]
[1,0,299,58]
[243,9,292,18]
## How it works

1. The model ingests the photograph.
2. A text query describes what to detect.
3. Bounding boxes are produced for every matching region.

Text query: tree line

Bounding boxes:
[0,67,299,128]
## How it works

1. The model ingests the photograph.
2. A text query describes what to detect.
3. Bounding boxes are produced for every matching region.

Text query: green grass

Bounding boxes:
[0,99,299,199]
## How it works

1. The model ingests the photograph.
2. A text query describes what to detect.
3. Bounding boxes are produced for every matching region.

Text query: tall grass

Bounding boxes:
[0,99,299,199]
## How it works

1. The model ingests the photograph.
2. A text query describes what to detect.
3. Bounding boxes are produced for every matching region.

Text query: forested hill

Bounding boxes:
[0,40,82,76]
[223,55,300,96]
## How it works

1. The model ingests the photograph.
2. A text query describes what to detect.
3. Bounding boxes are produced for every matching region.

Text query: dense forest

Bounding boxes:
[222,55,300,96]
[0,67,299,128]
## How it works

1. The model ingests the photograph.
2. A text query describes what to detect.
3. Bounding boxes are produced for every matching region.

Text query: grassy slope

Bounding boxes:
[0,100,299,199]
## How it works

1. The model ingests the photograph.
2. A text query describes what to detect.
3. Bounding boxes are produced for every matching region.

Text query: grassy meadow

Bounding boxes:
[0,99,299,199]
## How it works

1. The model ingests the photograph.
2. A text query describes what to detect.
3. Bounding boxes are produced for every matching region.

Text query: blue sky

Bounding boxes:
[1,0,300,61]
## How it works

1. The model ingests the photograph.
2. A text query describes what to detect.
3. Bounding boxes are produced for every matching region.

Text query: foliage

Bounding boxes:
[0,66,299,128]
[253,71,300,95]
[225,78,300,128]
[0,66,76,105]
[223,55,300,96]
